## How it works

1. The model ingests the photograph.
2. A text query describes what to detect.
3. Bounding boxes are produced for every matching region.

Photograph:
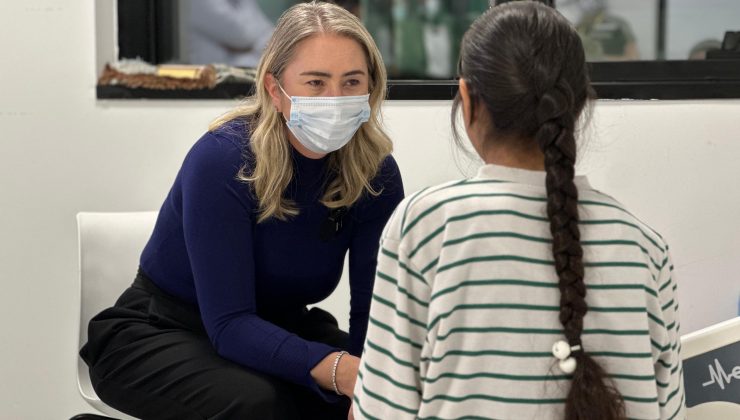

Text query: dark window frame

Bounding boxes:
[99,1,740,101]
[116,0,178,65]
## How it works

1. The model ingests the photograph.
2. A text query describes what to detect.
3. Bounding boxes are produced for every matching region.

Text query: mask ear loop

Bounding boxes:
[275,80,291,101]
[273,79,292,122]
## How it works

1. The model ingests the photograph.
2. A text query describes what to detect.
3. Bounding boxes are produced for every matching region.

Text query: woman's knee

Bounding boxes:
[207,369,299,419]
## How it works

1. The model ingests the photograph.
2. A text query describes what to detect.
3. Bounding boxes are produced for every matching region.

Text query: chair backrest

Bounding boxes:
[76,211,157,418]
[681,316,740,418]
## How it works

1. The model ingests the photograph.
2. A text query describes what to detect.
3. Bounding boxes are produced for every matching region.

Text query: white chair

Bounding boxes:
[681,316,740,419]
[74,212,158,420]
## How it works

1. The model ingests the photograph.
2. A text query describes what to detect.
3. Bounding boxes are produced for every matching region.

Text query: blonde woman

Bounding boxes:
[80,2,403,419]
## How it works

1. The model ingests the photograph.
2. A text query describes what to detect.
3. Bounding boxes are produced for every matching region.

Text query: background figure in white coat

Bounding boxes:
[186,0,274,67]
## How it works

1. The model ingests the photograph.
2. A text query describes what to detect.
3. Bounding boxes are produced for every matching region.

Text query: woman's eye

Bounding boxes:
[307,80,324,88]
[345,79,360,87]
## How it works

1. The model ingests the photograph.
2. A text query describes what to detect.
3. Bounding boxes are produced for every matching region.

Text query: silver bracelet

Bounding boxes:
[331,351,349,396]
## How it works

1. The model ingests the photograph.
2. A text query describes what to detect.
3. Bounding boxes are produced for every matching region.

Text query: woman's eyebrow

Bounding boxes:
[299,71,331,78]
[342,69,366,77]
[298,69,366,78]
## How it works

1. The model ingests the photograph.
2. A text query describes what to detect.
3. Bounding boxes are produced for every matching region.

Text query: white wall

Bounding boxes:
[1,1,739,419]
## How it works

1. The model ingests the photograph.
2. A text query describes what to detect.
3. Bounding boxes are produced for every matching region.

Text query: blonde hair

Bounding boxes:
[210,1,392,223]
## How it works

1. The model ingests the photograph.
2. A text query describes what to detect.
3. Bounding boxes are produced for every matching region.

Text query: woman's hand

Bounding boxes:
[310,351,360,398]
[335,352,360,397]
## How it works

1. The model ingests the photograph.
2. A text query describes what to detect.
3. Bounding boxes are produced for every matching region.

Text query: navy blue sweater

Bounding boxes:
[140,119,404,397]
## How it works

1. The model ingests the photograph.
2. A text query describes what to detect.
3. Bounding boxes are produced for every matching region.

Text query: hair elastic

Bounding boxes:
[552,340,582,374]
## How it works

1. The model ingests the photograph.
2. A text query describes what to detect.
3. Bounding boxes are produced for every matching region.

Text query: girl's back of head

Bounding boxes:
[453,2,625,419]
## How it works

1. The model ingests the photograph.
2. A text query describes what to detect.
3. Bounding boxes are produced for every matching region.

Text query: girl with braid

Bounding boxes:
[354,2,685,419]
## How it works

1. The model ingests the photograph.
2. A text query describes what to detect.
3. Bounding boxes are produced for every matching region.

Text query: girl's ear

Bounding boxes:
[459,78,475,127]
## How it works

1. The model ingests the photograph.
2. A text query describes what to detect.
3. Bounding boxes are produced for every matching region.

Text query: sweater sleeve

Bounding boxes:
[651,248,686,419]
[180,132,337,399]
[347,155,405,355]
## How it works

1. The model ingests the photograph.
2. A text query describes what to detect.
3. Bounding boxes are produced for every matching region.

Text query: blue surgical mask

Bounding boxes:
[278,84,371,154]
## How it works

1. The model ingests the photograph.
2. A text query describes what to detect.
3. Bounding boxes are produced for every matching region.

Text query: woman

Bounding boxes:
[80,2,403,419]
[355,2,684,419]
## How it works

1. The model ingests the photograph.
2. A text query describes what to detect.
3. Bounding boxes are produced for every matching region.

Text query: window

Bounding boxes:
[98,0,740,100]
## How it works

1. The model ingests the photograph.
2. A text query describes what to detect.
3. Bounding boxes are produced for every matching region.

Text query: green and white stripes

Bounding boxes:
[354,167,685,420]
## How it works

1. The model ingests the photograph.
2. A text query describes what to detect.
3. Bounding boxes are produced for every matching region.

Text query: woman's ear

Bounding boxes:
[459,78,474,128]
[264,73,283,112]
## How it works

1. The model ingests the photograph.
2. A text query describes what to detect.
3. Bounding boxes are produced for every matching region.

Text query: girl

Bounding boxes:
[355,2,684,419]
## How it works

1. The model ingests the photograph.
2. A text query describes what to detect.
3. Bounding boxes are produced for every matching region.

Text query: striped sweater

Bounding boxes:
[354,164,685,420]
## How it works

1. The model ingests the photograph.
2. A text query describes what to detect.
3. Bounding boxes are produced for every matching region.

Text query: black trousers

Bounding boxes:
[80,270,351,420]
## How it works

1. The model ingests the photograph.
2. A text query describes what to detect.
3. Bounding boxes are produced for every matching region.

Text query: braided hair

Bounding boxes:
[452,2,625,419]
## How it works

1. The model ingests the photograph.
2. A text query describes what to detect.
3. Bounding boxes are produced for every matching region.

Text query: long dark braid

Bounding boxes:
[452,2,625,419]
[536,87,625,419]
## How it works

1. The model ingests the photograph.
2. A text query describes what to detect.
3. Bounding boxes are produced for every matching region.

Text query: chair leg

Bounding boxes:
[70,414,120,420]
